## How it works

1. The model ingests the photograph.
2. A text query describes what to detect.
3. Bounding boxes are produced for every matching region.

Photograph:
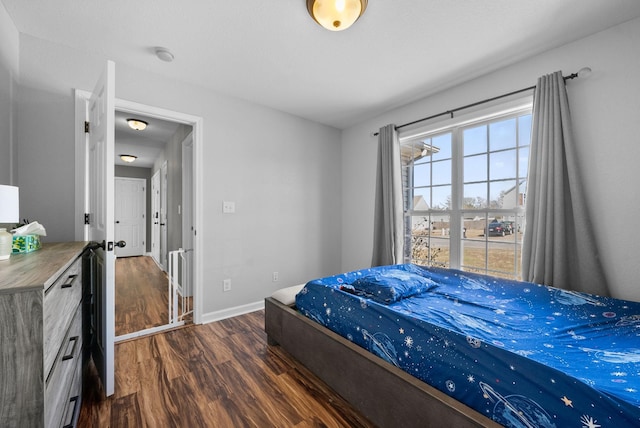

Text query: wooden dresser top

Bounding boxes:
[0,242,88,294]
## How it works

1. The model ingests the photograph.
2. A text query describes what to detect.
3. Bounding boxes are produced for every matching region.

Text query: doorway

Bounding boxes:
[113,107,195,340]
[75,89,203,342]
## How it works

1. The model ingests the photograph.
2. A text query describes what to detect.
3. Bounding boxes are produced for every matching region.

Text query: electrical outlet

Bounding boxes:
[222,201,235,213]
[272,272,279,282]
[223,278,231,292]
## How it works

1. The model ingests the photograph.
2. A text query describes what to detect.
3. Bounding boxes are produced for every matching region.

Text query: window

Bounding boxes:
[402,102,532,279]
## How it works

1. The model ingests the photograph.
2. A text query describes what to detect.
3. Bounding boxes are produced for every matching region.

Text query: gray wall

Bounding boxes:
[0,1,18,187]
[152,123,192,262]
[341,17,640,302]
[10,32,342,316]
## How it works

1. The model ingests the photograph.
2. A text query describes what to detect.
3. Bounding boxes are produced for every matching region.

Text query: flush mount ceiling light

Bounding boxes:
[155,47,175,62]
[307,0,367,31]
[126,118,148,131]
[120,154,138,163]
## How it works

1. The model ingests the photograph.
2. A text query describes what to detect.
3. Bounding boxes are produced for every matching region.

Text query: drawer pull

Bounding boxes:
[62,336,79,361]
[62,395,80,428]
[61,274,78,289]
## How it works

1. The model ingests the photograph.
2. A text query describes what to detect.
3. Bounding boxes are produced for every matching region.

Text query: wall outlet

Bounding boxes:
[223,278,231,292]
[272,272,279,282]
[222,201,235,213]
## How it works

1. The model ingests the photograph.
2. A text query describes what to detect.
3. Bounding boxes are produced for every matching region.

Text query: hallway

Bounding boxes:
[115,256,176,336]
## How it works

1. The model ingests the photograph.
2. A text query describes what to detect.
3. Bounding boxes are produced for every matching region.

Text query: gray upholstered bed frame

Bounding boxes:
[264,296,501,428]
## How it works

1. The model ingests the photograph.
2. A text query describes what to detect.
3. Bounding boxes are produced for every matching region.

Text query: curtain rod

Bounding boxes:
[373,67,591,136]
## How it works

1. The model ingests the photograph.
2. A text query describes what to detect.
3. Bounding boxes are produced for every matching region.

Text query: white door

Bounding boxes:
[151,170,160,265]
[182,133,194,296]
[115,177,146,257]
[87,61,116,397]
[160,161,168,270]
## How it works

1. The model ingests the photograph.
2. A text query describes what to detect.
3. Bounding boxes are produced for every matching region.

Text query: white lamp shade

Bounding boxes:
[0,185,19,223]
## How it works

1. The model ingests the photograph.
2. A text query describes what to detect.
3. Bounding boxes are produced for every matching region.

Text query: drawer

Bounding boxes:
[45,305,83,428]
[43,256,82,377]
[59,355,83,428]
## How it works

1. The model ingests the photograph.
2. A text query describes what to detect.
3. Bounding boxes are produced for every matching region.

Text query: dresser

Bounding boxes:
[0,242,88,428]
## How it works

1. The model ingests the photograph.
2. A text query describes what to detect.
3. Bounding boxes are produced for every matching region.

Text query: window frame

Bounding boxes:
[399,96,533,278]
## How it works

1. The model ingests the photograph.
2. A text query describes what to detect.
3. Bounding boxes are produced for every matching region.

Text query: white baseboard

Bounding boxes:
[201,300,265,324]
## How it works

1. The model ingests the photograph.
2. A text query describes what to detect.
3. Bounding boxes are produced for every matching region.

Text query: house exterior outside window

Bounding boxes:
[401,100,532,279]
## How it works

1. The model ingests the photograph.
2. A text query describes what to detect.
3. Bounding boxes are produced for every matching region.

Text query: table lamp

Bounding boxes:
[0,185,19,260]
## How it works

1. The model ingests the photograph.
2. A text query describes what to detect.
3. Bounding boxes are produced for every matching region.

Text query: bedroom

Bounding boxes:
[1,1,640,426]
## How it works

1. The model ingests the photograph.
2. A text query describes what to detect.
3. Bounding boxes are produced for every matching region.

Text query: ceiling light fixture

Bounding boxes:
[307,0,367,31]
[120,154,138,163]
[127,118,148,131]
[155,47,175,62]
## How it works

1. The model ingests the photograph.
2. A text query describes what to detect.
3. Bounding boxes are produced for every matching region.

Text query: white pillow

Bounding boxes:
[271,284,305,306]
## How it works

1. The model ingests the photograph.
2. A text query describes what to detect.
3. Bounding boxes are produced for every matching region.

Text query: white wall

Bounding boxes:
[15,34,342,316]
[341,17,640,302]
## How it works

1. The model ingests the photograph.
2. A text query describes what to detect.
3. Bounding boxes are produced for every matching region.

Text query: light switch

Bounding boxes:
[222,201,235,213]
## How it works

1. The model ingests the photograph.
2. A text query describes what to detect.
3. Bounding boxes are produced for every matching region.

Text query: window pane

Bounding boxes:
[487,241,517,276]
[463,242,486,272]
[410,215,430,265]
[463,182,487,208]
[432,185,451,210]
[519,114,532,144]
[486,212,512,240]
[489,180,516,208]
[489,118,516,151]
[489,149,517,180]
[413,163,430,187]
[430,214,450,268]
[412,188,430,210]
[462,215,486,241]
[431,133,452,160]
[463,126,486,155]
[498,180,519,208]
[462,213,487,271]
[518,146,529,178]
[464,154,487,183]
[432,159,451,186]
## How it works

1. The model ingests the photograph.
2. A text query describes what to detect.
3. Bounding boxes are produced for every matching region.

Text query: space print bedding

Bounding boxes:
[295,264,640,427]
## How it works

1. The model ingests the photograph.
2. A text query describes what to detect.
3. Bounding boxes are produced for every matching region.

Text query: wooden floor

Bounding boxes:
[115,256,190,336]
[78,310,375,427]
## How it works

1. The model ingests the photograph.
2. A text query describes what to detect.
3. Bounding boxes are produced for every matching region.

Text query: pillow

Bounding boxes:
[271,284,305,306]
[351,269,435,304]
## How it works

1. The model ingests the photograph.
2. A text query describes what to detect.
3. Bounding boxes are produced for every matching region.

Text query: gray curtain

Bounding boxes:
[371,124,404,266]
[522,71,609,296]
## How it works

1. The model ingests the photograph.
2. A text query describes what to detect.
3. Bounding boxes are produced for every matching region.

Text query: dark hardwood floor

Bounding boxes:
[116,256,191,336]
[79,310,375,427]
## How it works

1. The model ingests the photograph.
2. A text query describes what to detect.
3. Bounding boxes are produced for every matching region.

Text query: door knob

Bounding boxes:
[115,240,126,248]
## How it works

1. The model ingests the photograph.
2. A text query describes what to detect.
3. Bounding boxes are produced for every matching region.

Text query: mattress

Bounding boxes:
[295,264,640,427]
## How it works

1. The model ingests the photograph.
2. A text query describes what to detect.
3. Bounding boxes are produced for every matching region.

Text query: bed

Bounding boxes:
[265,264,640,428]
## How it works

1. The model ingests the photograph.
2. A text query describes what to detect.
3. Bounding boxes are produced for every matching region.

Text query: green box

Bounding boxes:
[12,234,42,254]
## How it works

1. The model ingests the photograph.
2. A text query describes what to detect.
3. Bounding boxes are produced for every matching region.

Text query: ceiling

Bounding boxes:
[114,111,181,168]
[4,1,640,131]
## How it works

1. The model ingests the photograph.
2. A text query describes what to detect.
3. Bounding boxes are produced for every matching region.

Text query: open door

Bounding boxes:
[87,61,116,396]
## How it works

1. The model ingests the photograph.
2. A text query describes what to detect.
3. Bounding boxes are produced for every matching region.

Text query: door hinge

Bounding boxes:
[84,121,90,133]
[84,213,90,225]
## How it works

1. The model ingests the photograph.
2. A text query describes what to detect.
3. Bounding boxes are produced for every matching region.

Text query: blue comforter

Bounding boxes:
[295,264,640,427]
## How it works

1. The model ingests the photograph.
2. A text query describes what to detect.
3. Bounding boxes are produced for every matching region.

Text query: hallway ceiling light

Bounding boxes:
[120,154,138,163]
[127,118,148,131]
[307,0,367,31]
